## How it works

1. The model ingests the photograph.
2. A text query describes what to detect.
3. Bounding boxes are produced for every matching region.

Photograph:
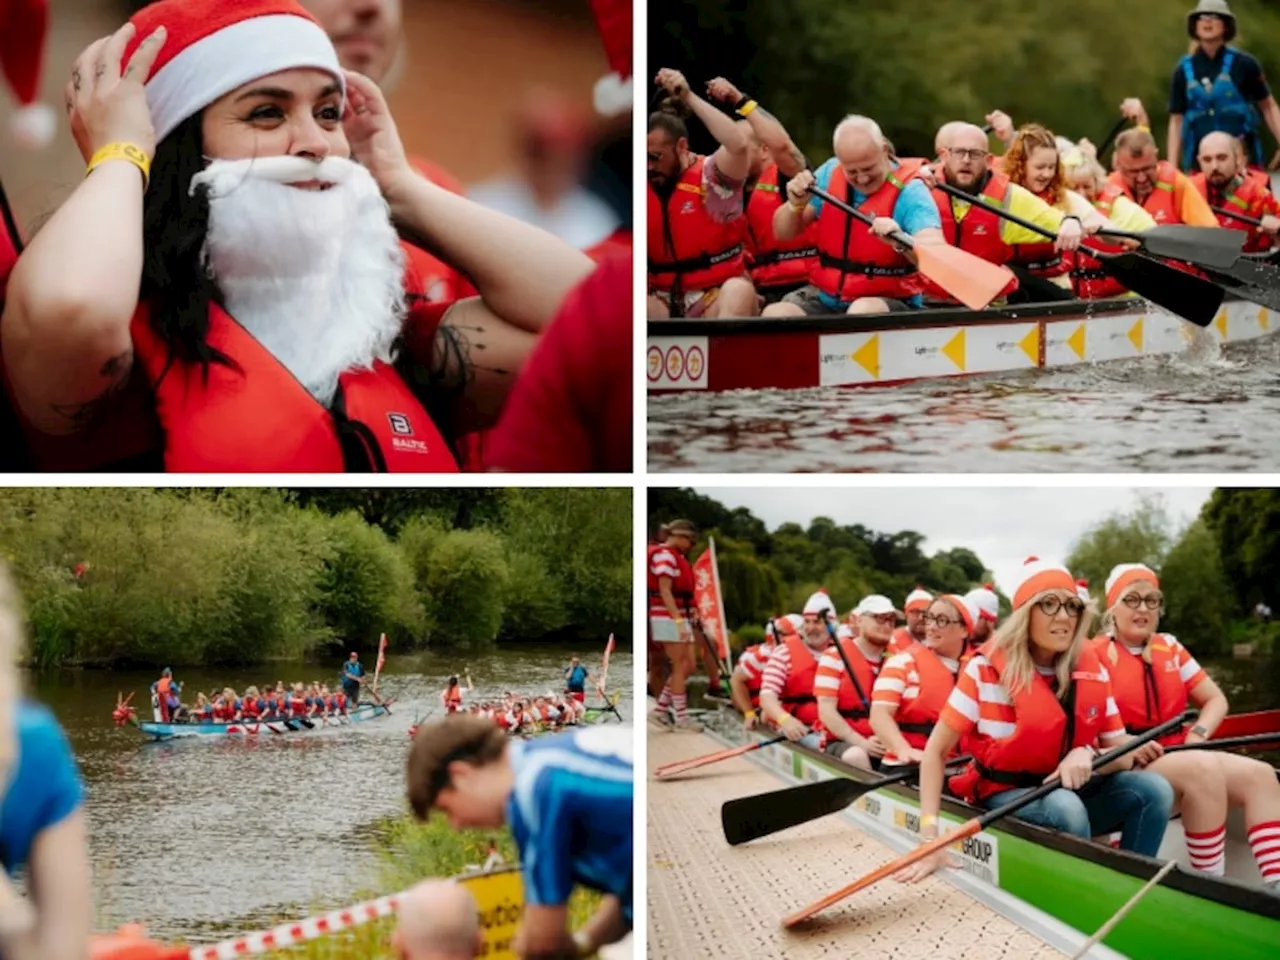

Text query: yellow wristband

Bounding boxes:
[1136,123,1150,132]
[737,99,759,118]
[921,814,939,828]
[86,142,151,188]
[744,709,758,720]
[788,199,808,214]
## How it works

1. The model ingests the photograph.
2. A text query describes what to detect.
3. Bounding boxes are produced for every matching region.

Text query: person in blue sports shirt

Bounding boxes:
[341,651,365,707]
[562,656,589,704]
[407,716,633,960]
[0,561,91,960]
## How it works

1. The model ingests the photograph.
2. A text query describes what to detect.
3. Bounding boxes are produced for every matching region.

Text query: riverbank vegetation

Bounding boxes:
[649,488,1280,659]
[0,488,631,667]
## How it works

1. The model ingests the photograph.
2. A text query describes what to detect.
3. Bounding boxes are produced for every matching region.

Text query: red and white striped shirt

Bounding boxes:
[813,643,882,698]
[760,639,828,697]
[648,546,682,619]
[734,644,775,684]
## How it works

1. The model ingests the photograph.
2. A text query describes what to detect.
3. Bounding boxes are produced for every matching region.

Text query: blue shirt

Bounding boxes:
[341,662,364,687]
[2,702,84,875]
[565,665,588,691]
[505,727,633,923]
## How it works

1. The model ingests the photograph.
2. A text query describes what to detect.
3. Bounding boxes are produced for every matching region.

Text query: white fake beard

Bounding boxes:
[193,155,406,407]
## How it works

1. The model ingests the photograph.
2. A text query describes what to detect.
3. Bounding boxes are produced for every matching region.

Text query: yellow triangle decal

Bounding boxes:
[1128,317,1143,352]
[1259,308,1270,331]
[942,329,966,371]
[1019,326,1040,364]
[1215,310,1228,338]
[851,333,880,379]
[1067,324,1086,360]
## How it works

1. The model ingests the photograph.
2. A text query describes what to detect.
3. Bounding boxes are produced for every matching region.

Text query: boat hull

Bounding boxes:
[700,712,1280,959]
[648,297,1276,393]
[137,701,393,740]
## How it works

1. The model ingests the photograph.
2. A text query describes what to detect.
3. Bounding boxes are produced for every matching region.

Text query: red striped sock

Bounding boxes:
[673,693,687,724]
[1247,820,1280,884]
[1185,824,1226,875]
[656,685,672,710]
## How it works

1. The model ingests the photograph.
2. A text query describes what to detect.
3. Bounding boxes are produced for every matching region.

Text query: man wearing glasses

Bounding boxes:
[814,595,900,770]
[1107,127,1218,227]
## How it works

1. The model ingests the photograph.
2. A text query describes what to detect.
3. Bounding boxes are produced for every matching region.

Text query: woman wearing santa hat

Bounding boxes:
[897,557,1174,883]
[1091,563,1280,889]
[1,0,594,472]
[870,593,977,767]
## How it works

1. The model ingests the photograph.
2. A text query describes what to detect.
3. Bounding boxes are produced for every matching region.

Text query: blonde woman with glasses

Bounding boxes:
[1091,563,1280,889]
[896,558,1174,883]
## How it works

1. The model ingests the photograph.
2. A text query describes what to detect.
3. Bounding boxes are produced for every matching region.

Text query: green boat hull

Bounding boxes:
[705,715,1280,959]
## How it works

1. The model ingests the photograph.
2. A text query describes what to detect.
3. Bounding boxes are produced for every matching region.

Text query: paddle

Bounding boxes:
[781,709,1195,927]
[721,755,973,846]
[807,184,1015,310]
[1195,255,1280,312]
[655,735,788,780]
[1167,731,1280,753]
[1096,115,1129,160]
[1212,205,1263,227]
[932,181,1224,326]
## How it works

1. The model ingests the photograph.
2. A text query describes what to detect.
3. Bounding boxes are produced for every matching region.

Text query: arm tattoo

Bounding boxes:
[49,350,132,430]
[72,68,82,92]
[429,322,513,391]
[754,106,808,172]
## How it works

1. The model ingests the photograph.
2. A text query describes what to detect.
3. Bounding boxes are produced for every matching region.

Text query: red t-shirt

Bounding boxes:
[485,255,630,472]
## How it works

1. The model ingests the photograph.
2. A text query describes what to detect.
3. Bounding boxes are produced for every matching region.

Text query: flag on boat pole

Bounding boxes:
[374,633,387,696]
[597,634,615,700]
[693,538,732,675]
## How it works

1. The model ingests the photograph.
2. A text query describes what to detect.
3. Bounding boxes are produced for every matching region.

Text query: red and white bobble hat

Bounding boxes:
[1,0,56,150]
[1076,579,1092,604]
[939,594,981,636]
[802,589,836,619]
[964,584,1000,624]
[1011,556,1076,610]
[122,0,344,146]
[589,0,631,117]
[903,586,933,613]
[1104,564,1159,609]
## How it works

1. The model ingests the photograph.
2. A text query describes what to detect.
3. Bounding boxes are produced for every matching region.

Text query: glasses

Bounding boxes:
[923,614,960,629]
[802,615,823,624]
[864,613,896,626]
[1035,596,1085,618]
[1120,593,1163,611]
[949,148,989,162]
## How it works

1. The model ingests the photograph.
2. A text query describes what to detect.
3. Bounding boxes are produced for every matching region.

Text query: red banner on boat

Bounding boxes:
[375,633,387,675]
[693,539,730,665]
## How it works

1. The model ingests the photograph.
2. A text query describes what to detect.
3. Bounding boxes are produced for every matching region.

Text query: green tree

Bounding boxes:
[1161,517,1235,657]
[1066,494,1174,590]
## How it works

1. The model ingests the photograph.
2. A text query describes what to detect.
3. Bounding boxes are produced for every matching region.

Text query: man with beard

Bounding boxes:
[758,592,836,749]
[890,587,933,654]
[1105,128,1218,227]
[701,76,815,307]
[1,0,593,472]
[815,595,896,770]
[646,67,756,319]
[766,116,943,317]
[923,123,1086,306]
[1191,130,1280,250]
[964,584,1001,646]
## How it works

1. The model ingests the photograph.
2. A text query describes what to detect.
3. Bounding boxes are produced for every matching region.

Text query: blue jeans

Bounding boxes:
[983,770,1173,856]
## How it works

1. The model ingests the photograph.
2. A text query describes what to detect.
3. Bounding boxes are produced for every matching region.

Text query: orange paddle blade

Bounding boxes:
[913,243,1014,311]
[654,737,780,779]
[782,817,982,926]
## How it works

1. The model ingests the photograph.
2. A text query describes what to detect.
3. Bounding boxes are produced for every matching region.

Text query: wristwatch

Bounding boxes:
[1190,724,1209,739]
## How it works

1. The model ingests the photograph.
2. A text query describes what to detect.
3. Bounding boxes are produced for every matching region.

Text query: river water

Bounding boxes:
[29,644,632,941]
[648,329,1280,473]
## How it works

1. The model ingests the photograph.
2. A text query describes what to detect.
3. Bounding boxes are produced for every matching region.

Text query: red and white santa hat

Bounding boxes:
[903,586,933,613]
[123,0,344,146]
[939,594,980,636]
[589,0,631,117]
[1075,579,1092,604]
[764,616,799,641]
[1,0,56,150]
[1104,564,1159,609]
[1011,556,1076,610]
[802,589,836,619]
[963,584,1000,624]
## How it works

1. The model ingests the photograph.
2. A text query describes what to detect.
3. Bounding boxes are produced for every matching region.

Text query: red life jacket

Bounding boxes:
[494,711,511,730]
[334,692,347,713]
[1105,162,1180,224]
[810,159,924,302]
[948,642,1111,803]
[815,637,880,740]
[290,695,308,715]
[1069,189,1132,299]
[212,700,236,722]
[891,641,963,752]
[741,643,774,708]
[647,543,694,620]
[647,156,746,293]
[745,163,818,289]
[155,677,172,697]
[1190,171,1277,252]
[1090,635,1188,746]
[1008,187,1072,278]
[778,633,825,727]
[926,170,1019,302]
[242,698,261,719]
[889,628,915,655]
[0,176,18,303]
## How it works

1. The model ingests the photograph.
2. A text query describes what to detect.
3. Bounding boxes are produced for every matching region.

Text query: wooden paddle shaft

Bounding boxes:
[1167,731,1280,752]
[1068,859,1178,960]
[1213,205,1262,227]
[655,735,787,779]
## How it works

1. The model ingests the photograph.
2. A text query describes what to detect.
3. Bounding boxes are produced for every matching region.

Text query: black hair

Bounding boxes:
[648,97,691,141]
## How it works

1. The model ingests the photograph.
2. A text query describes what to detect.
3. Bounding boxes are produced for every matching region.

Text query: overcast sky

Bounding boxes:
[693,487,1214,595]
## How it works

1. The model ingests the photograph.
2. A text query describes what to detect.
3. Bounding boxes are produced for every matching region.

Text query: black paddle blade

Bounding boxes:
[1098,252,1224,327]
[1133,224,1246,270]
[721,776,871,845]
[1198,256,1280,313]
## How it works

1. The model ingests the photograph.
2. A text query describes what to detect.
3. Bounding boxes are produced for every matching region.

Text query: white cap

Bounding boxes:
[964,585,1000,623]
[803,590,837,617]
[854,594,901,617]
[836,624,854,640]
[904,587,934,612]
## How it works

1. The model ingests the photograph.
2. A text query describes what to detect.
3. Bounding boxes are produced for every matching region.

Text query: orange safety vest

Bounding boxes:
[155,677,172,697]
[1008,187,1072,278]
[745,163,819,289]
[647,156,746,293]
[815,637,881,741]
[811,159,925,302]
[778,633,824,727]
[926,170,1019,302]
[1105,162,1180,224]
[1090,635,1189,746]
[888,627,915,655]
[445,687,463,709]
[947,642,1111,803]
[1190,171,1277,252]
[889,641,962,752]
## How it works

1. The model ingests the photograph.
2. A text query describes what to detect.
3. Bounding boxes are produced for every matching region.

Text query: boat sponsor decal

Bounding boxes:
[648,337,709,389]
[458,868,524,959]
[1259,308,1270,332]
[819,322,1039,386]
[819,332,880,385]
[850,788,1001,886]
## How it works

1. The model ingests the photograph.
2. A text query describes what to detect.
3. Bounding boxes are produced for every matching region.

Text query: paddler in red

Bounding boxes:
[815,595,897,769]
[647,67,756,319]
[442,674,472,714]
[1191,131,1280,251]
[1107,127,1218,226]
[891,587,933,655]
[2,0,593,473]
[648,520,702,731]
[963,584,1001,646]
[871,594,977,765]
[730,615,796,730]
[758,592,835,749]
[1092,563,1280,889]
